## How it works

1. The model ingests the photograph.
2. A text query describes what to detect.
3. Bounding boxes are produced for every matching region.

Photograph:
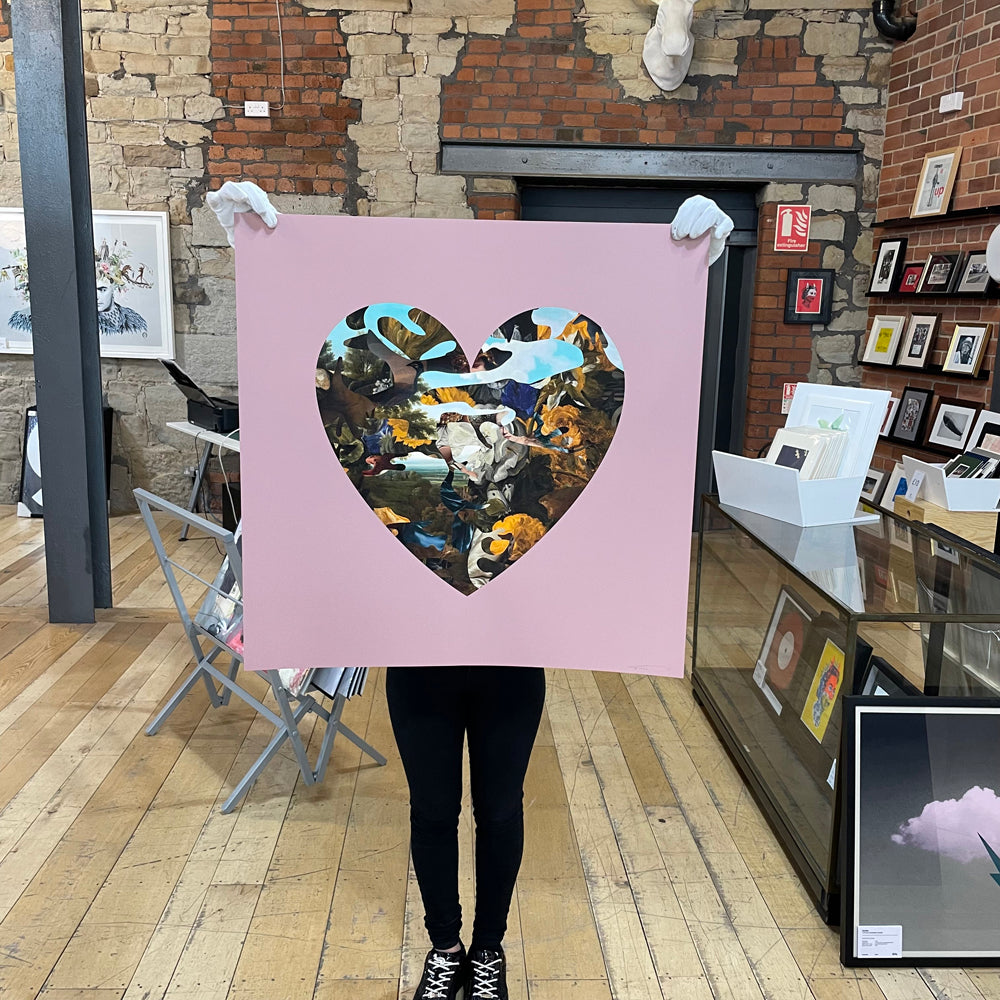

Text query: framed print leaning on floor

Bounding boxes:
[0,208,175,360]
[842,699,1000,966]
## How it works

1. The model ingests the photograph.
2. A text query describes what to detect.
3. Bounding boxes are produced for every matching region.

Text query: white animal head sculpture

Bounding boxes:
[642,0,697,92]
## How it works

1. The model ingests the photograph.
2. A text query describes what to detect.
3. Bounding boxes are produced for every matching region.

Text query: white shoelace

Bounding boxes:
[423,951,462,999]
[470,953,503,999]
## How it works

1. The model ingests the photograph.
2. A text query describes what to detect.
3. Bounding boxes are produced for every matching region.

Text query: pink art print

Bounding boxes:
[236,214,709,676]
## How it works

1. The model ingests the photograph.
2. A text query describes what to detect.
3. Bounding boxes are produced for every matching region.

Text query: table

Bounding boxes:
[166,420,240,539]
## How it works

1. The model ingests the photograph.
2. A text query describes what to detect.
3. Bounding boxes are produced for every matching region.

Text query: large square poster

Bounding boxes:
[236,213,709,676]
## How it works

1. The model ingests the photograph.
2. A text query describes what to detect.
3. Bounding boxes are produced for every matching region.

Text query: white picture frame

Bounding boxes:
[926,399,979,451]
[879,397,900,436]
[879,462,907,510]
[786,384,888,481]
[965,409,1000,457]
[896,314,939,369]
[0,207,175,360]
[861,467,886,503]
[861,314,906,365]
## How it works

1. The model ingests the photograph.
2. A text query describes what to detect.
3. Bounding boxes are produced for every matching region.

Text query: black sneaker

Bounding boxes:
[468,947,507,1000]
[414,944,468,1000]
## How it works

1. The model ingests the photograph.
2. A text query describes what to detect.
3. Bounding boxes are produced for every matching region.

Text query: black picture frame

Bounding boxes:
[868,237,908,295]
[841,698,1000,967]
[954,250,993,295]
[889,387,934,446]
[784,269,834,325]
[917,252,962,295]
[855,655,921,696]
[752,586,817,716]
[896,262,925,295]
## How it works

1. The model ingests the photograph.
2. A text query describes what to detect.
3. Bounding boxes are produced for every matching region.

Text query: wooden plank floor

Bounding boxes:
[0,508,996,999]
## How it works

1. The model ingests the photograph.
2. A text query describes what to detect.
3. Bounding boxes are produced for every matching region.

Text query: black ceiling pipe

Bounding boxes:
[873,0,917,41]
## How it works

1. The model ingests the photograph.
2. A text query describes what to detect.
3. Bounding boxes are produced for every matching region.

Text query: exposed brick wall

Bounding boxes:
[442,2,890,455]
[208,2,360,197]
[864,0,1000,472]
[441,3,879,148]
[879,0,1000,221]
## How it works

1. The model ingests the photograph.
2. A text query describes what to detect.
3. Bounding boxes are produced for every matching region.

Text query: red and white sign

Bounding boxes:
[781,382,797,414]
[774,205,812,252]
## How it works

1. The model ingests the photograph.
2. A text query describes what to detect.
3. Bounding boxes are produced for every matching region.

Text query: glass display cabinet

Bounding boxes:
[692,495,1000,922]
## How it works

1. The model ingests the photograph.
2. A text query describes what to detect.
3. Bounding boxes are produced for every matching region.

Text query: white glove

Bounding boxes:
[671,194,734,266]
[206,180,279,248]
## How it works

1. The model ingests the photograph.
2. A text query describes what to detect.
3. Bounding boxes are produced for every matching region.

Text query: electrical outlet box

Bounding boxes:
[244,100,270,118]
[939,91,964,114]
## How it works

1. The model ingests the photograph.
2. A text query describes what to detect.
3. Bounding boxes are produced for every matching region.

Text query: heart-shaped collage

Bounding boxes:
[315,305,625,594]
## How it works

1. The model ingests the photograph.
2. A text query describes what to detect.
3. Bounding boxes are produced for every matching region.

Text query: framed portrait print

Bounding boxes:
[924,397,979,452]
[889,387,933,445]
[942,323,991,376]
[868,238,908,295]
[0,208,175,360]
[861,314,906,365]
[842,699,1000,966]
[799,637,845,743]
[879,397,900,436]
[954,251,993,295]
[910,146,963,219]
[916,252,962,295]
[896,262,924,294]
[784,269,834,324]
[896,314,939,369]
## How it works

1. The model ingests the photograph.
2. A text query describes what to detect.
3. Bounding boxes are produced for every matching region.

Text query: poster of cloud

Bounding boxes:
[844,701,1000,964]
[235,213,710,675]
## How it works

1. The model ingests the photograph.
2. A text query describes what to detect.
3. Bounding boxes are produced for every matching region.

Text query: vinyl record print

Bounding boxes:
[754,588,815,712]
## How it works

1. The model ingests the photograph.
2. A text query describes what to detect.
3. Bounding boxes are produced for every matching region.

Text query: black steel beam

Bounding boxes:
[11,0,111,622]
[441,142,861,185]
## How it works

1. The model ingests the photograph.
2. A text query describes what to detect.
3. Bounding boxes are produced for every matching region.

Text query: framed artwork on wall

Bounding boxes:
[954,251,993,295]
[896,263,925,294]
[916,252,962,295]
[910,146,964,219]
[942,323,991,376]
[0,208,175,360]
[861,314,906,364]
[868,238,908,295]
[924,397,979,452]
[966,410,1000,457]
[889,387,933,446]
[896,314,939,369]
[784,269,834,324]
[842,699,1000,966]
[879,397,900,436]
[861,468,887,503]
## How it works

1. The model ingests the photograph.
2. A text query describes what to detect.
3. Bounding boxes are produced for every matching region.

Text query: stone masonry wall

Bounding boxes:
[0,0,892,504]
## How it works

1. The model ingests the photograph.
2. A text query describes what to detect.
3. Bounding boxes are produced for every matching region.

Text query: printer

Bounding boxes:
[160,360,239,434]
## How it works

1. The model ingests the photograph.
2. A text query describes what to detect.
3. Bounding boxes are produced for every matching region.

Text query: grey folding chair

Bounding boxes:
[134,488,385,813]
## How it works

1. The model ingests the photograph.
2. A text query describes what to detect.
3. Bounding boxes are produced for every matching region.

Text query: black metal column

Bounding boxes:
[11,0,111,621]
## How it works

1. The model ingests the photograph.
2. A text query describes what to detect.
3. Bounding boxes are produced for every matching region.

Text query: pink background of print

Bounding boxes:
[235,213,709,676]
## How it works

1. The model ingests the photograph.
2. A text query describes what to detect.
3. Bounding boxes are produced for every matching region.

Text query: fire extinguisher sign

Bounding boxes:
[774,205,812,252]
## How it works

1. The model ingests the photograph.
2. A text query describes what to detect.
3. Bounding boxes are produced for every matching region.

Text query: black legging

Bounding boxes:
[386,665,546,952]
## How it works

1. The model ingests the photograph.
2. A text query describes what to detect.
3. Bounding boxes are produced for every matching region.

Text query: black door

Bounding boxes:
[520,184,758,526]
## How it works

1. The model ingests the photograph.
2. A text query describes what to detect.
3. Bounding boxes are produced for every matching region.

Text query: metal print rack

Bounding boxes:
[134,488,385,813]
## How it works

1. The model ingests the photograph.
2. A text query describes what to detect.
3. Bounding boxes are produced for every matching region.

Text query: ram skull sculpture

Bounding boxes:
[643,0,697,92]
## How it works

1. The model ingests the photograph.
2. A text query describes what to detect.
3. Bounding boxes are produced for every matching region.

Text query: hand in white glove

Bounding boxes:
[671,194,734,266]
[205,180,279,248]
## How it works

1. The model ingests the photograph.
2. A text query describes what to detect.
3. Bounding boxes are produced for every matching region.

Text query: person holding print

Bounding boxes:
[207,181,733,1000]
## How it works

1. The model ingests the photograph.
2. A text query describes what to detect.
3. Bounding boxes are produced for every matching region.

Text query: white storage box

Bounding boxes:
[902,455,1000,512]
